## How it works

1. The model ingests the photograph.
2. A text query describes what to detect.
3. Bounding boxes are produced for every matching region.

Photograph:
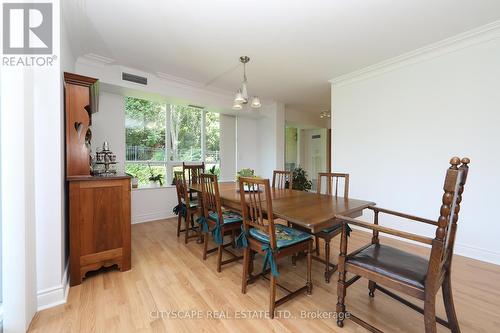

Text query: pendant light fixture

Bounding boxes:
[232,56,261,110]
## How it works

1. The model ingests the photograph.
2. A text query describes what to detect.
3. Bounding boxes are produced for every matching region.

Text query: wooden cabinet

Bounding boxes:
[68,176,131,286]
[64,72,131,286]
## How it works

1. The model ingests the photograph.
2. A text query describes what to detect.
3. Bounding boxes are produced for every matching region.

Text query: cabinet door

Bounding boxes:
[79,183,124,255]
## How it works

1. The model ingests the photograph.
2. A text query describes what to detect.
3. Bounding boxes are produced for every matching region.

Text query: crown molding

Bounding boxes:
[156,71,236,97]
[83,53,115,64]
[330,20,500,87]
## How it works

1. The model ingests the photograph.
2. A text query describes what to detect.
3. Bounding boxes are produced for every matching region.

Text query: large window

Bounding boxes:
[125,97,220,187]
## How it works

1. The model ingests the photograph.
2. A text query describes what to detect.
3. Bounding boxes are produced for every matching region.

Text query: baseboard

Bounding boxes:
[37,261,69,311]
[132,210,176,224]
[454,243,500,266]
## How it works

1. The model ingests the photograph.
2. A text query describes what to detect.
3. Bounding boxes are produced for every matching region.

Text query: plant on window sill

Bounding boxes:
[148,163,164,186]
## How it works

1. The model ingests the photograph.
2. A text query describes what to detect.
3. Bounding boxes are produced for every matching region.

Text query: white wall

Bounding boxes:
[91,92,126,173]
[220,115,237,181]
[1,1,66,329]
[236,117,260,174]
[132,187,178,224]
[33,1,74,313]
[330,25,500,265]
[236,103,285,179]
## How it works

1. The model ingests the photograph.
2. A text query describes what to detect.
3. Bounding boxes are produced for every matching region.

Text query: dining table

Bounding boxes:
[190,181,375,233]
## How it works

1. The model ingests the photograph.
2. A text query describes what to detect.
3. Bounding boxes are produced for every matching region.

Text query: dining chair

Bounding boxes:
[272,170,293,189]
[313,172,350,282]
[173,171,201,244]
[182,162,205,186]
[238,177,313,318]
[335,157,469,333]
[199,173,243,272]
[183,162,205,200]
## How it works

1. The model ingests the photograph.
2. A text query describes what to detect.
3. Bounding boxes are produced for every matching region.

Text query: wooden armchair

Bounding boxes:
[200,173,243,272]
[272,170,293,189]
[335,157,469,333]
[239,177,313,318]
[174,171,201,244]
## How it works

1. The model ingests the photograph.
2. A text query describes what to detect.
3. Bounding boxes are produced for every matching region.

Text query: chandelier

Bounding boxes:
[232,56,261,110]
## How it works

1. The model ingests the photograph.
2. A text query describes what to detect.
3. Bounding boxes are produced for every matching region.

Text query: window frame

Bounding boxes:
[125,100,220,188]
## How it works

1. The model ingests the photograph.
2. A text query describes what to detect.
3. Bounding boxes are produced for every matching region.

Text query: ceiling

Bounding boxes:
[63,0,500,114]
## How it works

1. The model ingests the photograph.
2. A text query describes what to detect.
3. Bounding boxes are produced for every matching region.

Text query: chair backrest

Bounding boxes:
[272,170,293,189]
[434,157,470,267]
[317,172,349,197]
[200,173,224,222]
[174,171,190,205]
[183,162,205,186]
[238,177,277,249]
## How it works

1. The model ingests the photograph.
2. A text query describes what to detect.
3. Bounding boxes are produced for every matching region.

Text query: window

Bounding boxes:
[125,97,220,187]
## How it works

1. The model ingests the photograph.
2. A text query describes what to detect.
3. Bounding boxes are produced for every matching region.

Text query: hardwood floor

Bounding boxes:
[29,218,500,332]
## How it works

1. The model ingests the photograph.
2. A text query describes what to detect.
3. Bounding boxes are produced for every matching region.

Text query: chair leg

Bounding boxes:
[242,247,250,294]
[442,273,461,333]
[196,217,203,244]
[184,213,192,244]
[336,264,347,327]
[424,292,437,333]
[324,239,331,283]
[368,280,376,297]
[249,251,255,275]
[307,241,313,294]
[269,272,277,319]
[216,244,223,273]
[202,231,208,260]
[184,212,191,244]
[176,214,182,237]
[231,229,236,248]
[315,235,320,255]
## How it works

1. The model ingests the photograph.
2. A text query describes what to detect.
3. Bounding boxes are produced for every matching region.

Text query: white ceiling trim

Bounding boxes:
[330,20,500,87]
[83,53,115,64]
[155,71,238,99]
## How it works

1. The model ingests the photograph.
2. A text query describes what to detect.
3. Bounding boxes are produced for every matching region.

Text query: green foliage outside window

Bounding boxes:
[124,97,220,187]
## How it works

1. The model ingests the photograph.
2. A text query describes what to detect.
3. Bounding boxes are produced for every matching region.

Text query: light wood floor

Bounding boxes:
[29,218,500,332]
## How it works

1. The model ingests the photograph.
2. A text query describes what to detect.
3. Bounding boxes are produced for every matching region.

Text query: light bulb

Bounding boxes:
[250,96,261,108]
[234,89,245,104]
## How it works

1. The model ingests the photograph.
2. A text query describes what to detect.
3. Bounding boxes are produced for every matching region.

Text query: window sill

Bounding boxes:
[131,184,175,191]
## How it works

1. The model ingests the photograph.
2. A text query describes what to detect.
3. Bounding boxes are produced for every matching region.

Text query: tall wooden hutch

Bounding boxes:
[64,72,131,286]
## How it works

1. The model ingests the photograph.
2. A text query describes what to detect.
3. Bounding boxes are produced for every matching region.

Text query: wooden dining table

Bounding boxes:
[190,182,375,233]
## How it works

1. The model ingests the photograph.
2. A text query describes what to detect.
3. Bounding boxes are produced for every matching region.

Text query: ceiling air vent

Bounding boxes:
[122,72,147,85]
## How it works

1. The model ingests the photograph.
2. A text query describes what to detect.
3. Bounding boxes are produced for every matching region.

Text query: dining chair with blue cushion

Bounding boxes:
[289,172,350,282]
[173,171,201,244]
[200,173,243,272]
[238,177,313,319]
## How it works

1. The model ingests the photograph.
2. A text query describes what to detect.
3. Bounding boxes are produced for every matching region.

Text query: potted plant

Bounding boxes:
[289,167,312,191]
[148,163,163,186]
[236,168,257,181]
[126,172,139,189]
[236,168,261,191]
